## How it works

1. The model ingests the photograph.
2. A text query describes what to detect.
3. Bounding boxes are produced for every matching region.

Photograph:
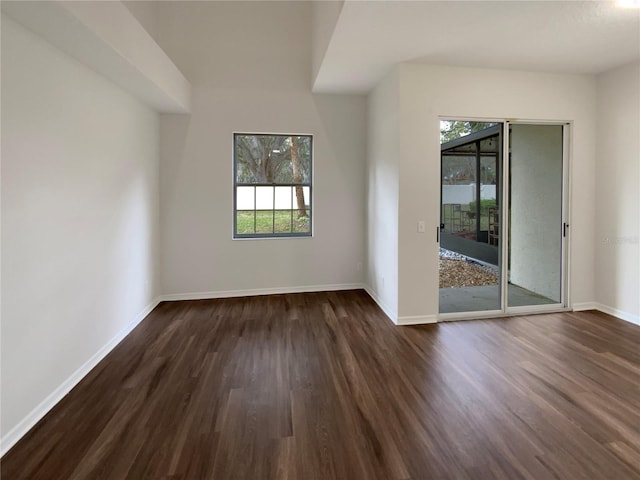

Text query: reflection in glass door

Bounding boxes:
[507,124,565,308]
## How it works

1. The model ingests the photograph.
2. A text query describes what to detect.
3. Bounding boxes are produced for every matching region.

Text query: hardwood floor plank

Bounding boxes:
[2,291,640,479]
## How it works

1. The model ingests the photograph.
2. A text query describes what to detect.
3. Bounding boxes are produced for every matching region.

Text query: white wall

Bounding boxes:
[376,63,597,320]
[366,70,400,321]
[154,1,367,298]
[510,124,563,301]
[595,62,640,323]
[2,0,191,113]
[312,0,344,85]
[1,15,160,450]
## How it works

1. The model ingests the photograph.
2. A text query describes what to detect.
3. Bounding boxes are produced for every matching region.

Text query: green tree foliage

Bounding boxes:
[235,135,311,184]
[440,121,498,144]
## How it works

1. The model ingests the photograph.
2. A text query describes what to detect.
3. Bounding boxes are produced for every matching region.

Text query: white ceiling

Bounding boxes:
[313,0,640,93]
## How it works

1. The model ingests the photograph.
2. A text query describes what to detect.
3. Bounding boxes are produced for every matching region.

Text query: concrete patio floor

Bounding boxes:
[439,283,555,314]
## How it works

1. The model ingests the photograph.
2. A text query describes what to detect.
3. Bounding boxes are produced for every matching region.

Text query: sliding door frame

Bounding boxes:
[438,117,572,322]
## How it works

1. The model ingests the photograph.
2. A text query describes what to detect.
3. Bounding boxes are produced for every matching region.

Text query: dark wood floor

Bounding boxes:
[2,290,640,479]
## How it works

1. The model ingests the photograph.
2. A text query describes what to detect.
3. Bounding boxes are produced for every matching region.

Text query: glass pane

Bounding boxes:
[439,120,501,314]
[292,186,310,233]
[274,210,294,234]
[293,208,311,233]
[255,211,274,234]
[255,186,274,210]
[508,124,563,306]
[236,210,255,235]
[274,186,293,209]
[236,186,255,210]
[302,186,310,206]
[235,134,311,184]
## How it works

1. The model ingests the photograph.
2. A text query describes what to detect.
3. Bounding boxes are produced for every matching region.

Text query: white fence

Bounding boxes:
[237,184,491,210]
[442,184,496,205]
[236,186,310,210]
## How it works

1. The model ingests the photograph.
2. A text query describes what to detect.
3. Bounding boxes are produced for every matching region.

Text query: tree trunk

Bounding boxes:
[290,137,307,218]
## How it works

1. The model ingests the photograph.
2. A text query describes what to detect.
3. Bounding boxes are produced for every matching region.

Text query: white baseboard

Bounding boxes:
[161,283,363,302]
[397,314,438,326]
[362,284,398,324]
[591,303,639,326]
[574,302,640,327]
[0,297,161,458]
[361,286,439,326]
[572,302,599,311]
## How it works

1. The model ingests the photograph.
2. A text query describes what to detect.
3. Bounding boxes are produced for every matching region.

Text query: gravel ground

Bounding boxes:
[439,249,499,288]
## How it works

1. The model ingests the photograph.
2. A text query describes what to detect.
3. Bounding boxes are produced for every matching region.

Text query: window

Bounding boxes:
[234,133,312,238]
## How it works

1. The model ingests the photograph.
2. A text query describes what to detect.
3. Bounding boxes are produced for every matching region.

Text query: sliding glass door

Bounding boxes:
[439,120,569,317]
[439,122,502,314]
[507,124,565,308]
